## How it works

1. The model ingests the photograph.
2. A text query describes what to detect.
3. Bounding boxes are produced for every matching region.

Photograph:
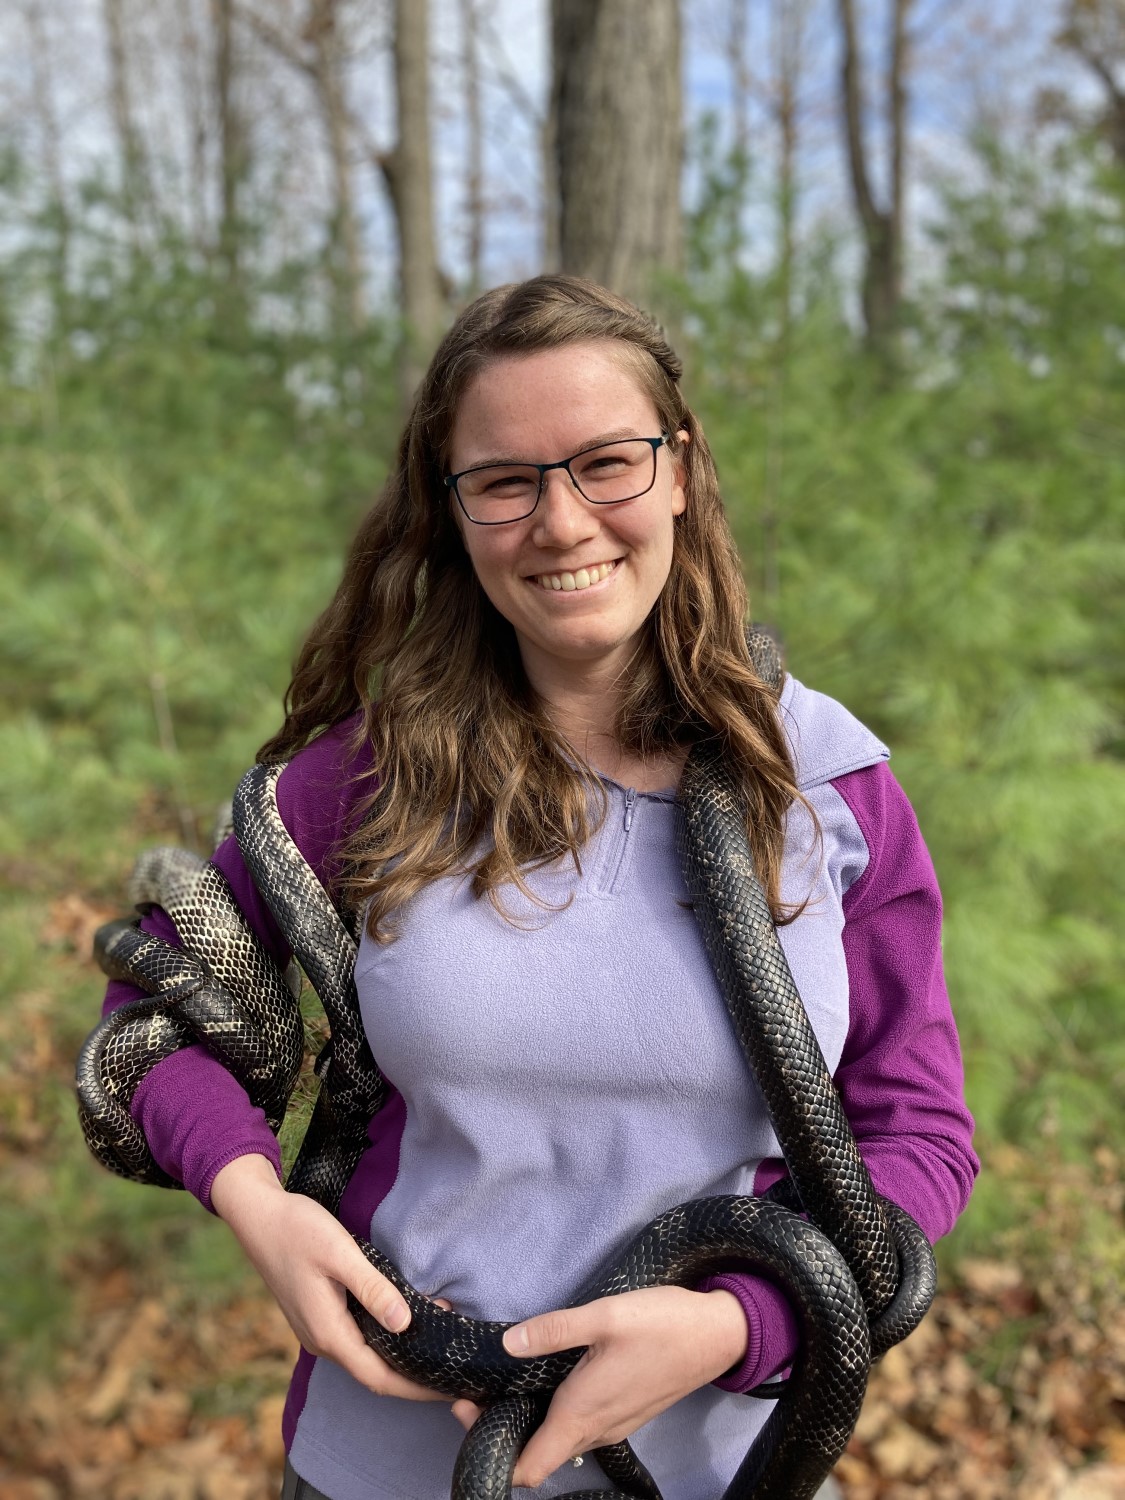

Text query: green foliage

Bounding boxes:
[0,241,399,876]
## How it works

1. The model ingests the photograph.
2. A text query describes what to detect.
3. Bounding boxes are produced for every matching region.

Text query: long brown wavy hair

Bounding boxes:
[259,275,803,939]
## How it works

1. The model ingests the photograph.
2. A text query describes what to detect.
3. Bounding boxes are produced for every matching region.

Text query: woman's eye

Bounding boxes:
[483,474,534,495]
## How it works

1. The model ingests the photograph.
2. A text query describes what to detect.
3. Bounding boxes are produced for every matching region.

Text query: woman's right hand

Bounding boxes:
[210,1153,448,1401]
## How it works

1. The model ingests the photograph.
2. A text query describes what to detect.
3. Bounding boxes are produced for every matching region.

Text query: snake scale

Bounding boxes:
[76,633,937,1500]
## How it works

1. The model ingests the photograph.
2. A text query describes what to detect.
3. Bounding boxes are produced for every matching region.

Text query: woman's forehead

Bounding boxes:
[449,342,660,465]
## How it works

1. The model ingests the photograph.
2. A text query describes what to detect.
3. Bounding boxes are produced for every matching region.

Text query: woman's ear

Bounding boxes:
[672,428,690,516]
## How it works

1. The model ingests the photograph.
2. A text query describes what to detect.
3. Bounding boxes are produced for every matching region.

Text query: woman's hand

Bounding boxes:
[452,1286,749,1487]
[210,1154,449,1401]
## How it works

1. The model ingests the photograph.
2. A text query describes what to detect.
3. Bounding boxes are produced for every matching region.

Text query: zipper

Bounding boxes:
[623,787,637,833]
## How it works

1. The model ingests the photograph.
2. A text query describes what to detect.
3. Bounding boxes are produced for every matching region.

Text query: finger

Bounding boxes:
[340,1249,411,1334]
[512,1408,590,1489]
[320,1301,447,1400]
[451,1399,483,1431]
[503,1303,600,1358]
[431,1297,453,1312]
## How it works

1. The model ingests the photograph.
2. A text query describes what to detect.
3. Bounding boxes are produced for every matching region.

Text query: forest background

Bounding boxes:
[1,2,1123,1497]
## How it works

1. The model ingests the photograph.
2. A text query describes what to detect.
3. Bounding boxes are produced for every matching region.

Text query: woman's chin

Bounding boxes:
[514,623,645,681]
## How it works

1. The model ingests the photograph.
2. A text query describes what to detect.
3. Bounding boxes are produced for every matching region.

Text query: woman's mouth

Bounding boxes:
[531,559,619,592]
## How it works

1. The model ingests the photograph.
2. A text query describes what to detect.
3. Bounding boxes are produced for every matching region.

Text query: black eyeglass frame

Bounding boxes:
[443,432,672,525]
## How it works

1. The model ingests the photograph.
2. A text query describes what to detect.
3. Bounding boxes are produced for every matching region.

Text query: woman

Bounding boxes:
[101,275,977,1500]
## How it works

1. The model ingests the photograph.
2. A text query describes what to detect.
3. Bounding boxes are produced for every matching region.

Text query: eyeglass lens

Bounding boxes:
[456,438,659,524]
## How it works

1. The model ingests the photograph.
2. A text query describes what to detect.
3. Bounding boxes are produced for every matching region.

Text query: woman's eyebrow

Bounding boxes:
[465,428,645,467]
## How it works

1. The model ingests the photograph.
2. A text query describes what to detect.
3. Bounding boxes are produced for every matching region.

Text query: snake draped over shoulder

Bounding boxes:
[77,630,937,1500]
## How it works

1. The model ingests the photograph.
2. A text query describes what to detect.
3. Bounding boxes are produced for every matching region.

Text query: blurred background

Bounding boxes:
[1,2,1123,1497]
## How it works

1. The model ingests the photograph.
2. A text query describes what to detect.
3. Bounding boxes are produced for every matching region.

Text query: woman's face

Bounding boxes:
[448,342,687,692]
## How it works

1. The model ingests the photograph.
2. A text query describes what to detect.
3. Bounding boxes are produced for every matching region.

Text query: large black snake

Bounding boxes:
[77,636,937,1500]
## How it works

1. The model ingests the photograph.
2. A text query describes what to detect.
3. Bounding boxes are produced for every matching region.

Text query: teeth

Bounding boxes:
[537,560,615,592]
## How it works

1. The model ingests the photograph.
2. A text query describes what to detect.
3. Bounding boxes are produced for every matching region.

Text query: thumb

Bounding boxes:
[502,1306,588,1358]
[343,1245,411,1334]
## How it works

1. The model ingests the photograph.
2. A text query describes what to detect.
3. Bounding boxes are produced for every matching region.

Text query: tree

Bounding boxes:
[1058,0,1125,166]
[21,0,70,316]
[836,0,914,351]
[213,0,249,321]
[550,0,682,303]
[246,0,446,391]
[378,0,445,398]
[459,0,485,292]
[102,0,151,237]
[244,0,367,336]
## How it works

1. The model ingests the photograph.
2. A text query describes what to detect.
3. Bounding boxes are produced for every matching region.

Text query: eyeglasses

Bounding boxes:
[444,433,671,526]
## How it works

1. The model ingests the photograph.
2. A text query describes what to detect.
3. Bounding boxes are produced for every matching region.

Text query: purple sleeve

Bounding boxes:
[829,762,978,1238]
[101,717,373,1210]
[704,760,978,1393]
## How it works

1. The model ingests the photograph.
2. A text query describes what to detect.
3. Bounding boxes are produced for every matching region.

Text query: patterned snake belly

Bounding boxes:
[76,644,937,1500]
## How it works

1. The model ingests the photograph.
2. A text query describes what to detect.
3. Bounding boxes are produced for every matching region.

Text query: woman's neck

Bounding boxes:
[525,662,687,794]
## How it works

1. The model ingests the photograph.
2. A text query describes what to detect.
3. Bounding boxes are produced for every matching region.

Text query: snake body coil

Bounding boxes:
[77,638,936,1500]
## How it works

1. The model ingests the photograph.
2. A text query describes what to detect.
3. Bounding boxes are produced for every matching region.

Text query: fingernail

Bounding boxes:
[385,1302,409,1332]
[503,1324,529,1354]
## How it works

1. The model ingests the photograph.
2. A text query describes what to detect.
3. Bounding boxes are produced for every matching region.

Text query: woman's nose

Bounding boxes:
[531,467,597,546]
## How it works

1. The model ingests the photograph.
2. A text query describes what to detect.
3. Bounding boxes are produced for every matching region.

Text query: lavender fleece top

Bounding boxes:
[103,676,978,1500]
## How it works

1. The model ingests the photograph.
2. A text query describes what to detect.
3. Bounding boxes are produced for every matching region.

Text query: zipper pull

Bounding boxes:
[623,787,637,832]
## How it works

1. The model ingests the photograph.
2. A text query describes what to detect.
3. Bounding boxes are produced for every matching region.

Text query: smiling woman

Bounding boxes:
[450,344,687,781]
[96,274,977,1500]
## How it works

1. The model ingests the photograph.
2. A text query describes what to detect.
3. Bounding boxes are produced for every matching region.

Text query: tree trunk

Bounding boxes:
[103,0,149,235]
[887,0,911,325]
[306,0,367,336]
[383,0,445,400]
[761,0,812,619]
[24,0,70,322]
[727,0,751,171]
[774,0,811,338]
[836,0,913,350]
[460,0,485,292]
[174,0,210,254]
[213,0,248,314]
[550,0,682,304]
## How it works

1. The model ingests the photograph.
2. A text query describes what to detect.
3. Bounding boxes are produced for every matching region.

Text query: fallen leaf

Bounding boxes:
[127,1387,192,1447]
[83,1301,167,1422]
[40,893,118,962]
[958,1258,1025,1298]
[869,1419,943,1480]
[1057,1464,1125,1499]
[255,1394,287,1469]
[0,1479,62,1500]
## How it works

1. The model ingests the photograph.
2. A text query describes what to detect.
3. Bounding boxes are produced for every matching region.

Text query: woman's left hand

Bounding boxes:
[451,1286,748,1488]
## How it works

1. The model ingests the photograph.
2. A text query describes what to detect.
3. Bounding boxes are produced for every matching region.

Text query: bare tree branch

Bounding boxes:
[838,0,882,244]
[460,0,485,291]
[1059,0,1125,164]
[102,0,151,232]
[241,0,366,332]
[239,4,316,76]
[836,0,914,350]
[889,0,912,300]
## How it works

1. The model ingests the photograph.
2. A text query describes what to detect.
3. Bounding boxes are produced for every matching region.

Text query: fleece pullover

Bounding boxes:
[102,676,978,1500]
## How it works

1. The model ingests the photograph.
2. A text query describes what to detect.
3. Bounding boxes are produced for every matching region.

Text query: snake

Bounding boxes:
[76,632,937,1500]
